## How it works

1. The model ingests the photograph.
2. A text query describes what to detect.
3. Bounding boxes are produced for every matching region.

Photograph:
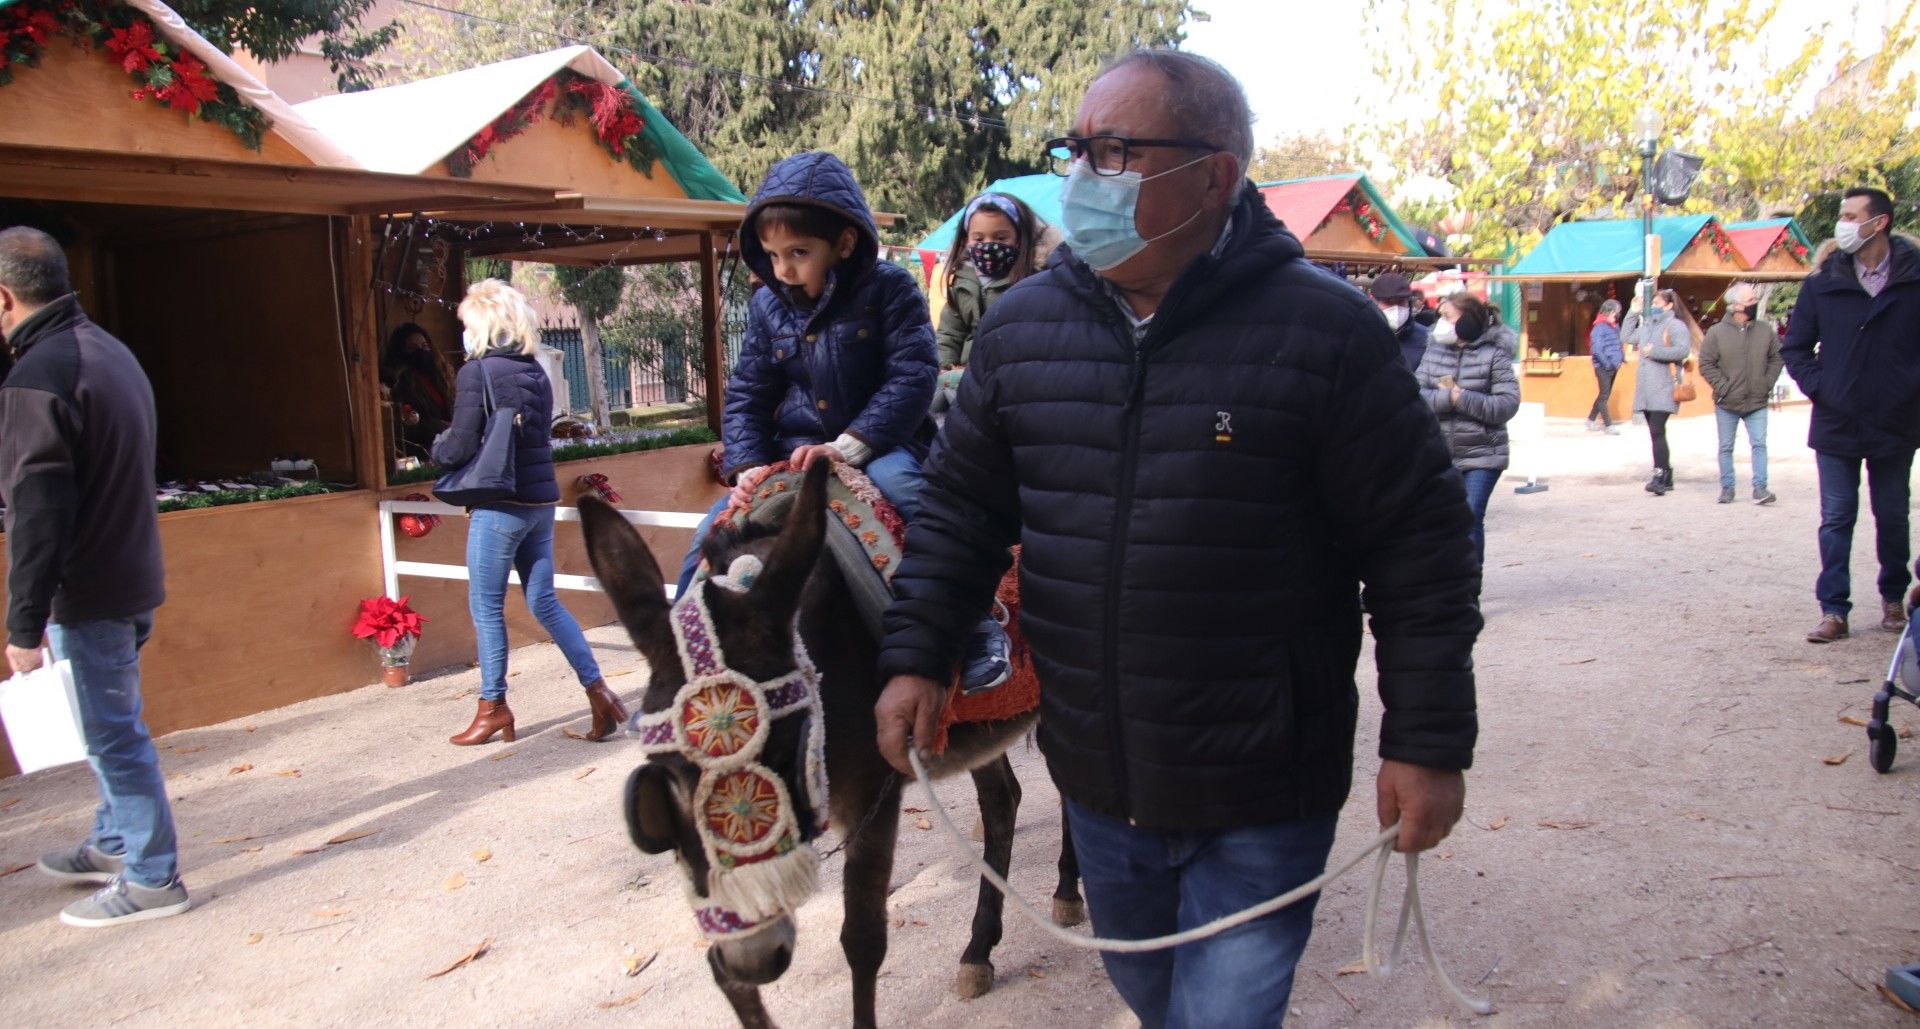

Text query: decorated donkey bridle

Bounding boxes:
[632,556,830,940]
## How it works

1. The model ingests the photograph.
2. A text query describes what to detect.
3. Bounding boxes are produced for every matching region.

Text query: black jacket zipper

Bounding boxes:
[1102,313,1150,823]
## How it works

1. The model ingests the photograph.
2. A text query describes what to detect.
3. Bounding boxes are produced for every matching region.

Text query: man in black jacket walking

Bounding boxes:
[0,227,186,927]
[873,52,1480,1027]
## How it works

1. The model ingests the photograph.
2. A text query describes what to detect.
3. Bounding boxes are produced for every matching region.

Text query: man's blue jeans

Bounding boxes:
[1460,468,1502,569]
[468,504,603,701]
[49,612,178,888]
[1815,450,1914,618]
[1066,799,1338,1029]
[1715,406,1769,490]
[674,449,925,596]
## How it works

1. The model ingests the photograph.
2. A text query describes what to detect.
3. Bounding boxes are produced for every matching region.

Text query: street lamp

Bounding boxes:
[1633,106,1662,321]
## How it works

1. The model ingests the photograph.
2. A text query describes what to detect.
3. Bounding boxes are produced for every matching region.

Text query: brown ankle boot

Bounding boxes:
[450,699,515,746]
[582,680,630,742]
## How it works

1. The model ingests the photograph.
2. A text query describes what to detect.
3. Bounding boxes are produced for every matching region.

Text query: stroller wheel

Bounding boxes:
[1869,721,1898,774]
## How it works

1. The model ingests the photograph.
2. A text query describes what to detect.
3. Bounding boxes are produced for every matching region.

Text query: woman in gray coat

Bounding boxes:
[1418,292,1521,566]
[1623,288,1700,495]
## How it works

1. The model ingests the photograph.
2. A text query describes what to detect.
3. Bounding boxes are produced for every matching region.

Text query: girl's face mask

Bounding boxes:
[967,241,1020,279]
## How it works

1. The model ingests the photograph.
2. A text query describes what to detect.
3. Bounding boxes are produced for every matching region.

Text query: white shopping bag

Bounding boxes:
[0,652,87,773]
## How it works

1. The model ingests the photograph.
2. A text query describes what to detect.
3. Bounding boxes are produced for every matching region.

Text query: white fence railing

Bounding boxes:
[377,498,704,602]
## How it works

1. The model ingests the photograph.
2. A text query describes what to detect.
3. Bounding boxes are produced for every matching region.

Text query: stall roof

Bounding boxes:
[1725,218,1813,268]
[0,144,567,216]
[1508,215,1717,278]
[1255,174,1424,256]
[294,46,745,202]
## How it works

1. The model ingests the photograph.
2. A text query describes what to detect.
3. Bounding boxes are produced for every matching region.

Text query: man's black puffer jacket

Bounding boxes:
[879,185,1483,830]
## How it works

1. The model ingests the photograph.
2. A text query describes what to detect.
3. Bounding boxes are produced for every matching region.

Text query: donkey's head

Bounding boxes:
[579,461,831,986]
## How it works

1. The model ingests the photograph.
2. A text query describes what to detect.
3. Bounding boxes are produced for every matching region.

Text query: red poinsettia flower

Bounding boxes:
[352,595,428,649]
[106,20,158,74]
[20,10,57,44]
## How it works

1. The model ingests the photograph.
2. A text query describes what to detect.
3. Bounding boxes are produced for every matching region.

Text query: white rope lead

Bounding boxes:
[906,748,1495,1016]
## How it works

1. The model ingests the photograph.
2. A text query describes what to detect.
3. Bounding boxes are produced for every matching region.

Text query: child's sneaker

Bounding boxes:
[38,844,124,885]
[961,616,1011,695]
[59,875,190,928]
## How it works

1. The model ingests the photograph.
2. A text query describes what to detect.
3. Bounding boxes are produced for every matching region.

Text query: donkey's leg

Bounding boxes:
[1052,797,1086,927]
[956,754,1021,999]
[841,775,904,1029]
[709,950,777,1029]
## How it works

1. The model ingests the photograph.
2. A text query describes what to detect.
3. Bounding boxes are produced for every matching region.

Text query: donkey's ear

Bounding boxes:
[579,495,670,648]
[624,763,682,854]
[755,461,828,617]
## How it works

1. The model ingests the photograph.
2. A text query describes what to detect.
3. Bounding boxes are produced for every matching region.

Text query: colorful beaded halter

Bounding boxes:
[632,556,829,940]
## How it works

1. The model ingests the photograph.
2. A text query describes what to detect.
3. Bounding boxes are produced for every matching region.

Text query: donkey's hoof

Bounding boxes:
[955,962,994,999]
[1052,898,1086,928]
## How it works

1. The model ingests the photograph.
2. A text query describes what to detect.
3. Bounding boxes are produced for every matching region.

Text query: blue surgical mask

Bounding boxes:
[1059,154,1213,271]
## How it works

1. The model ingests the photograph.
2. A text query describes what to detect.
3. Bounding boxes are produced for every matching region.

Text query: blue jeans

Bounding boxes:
[1066,800,1338,1029]
[467,505,603,701]
[50,612,177,888]
[1460,468,1502,568]
[675,449,925,596]
[1815,451,1914,617]
[1715,407,1769,490]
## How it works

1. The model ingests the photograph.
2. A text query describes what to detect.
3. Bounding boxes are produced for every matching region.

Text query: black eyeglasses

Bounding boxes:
[1045,135,1221,177]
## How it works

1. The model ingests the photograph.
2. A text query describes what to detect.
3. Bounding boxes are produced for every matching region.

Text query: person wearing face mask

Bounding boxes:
[1586,300,1624,433]
[932,192,1061,412]
[1624,288,1702,495]
[1783,187,1920,643]
[1418,293,1521,567]
[1698,283,1782,506]
[384,322,453,460]
[1369,271,1430,371]
[874,52,1481,1026]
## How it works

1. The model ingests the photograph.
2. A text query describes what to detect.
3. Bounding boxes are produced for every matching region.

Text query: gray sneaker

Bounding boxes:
[59,875,190,928]
[1753,487,1776,505]
[1718,486,1735,504]
[38,844,124,885]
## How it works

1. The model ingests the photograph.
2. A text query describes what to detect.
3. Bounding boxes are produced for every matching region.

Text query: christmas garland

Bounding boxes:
[0,0,268,149]
[1325,193,1390,243]
[387,426,717,484]
[1698,222,1737,264]
[445,69,657,178]
[157,481,343,513]
[1768,234,1811,262]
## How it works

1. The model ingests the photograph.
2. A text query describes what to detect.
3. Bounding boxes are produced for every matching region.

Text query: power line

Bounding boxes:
[396,0,1011,132]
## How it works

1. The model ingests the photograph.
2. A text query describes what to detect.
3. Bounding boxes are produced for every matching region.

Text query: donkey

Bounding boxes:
[578,461,1081,1028]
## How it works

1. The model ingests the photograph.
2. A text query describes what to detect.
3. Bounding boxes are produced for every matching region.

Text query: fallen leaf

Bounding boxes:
[1437,851,1455,860]
[1488,816,1509,831]
[575,767,596,781]
[171,745,207,754]
[0,862,32,878]
[1028,968,1049,979]
[892,918,905,928]
[228,763,254,775]
[915,817,932,831]
[623,952,657,978]
[241,846,262,854]
[245,932,264,945]
[289,846,323,856]
[272,769,301,778]
[215,834,262,844]
[1580,552,1596,558]
[444,872,467,891]
[326,829,381,846]
[243,725,257,732]
[0,797,20,810]
[1336,959,1368,976]
[1558,657,1597,666]
[1838,678,1871,685]
[1880,983,1920,1014]
[488,750,518,762]
[562,729,588,741]
[1537,819,1596,830]
[425,937,493,980]
[471,849,492,863]
[1824,753,1851,766]
[902,807,928,814]
[1840,715,1871,727]
[597,987,653,1009]
[313,907,352,918]
[1902,725,1916,740]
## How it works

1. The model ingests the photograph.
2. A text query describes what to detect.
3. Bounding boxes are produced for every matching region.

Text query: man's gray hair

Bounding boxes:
[1723,280,1759,305]
[1097,49,1253,178]
[0,227,71,306]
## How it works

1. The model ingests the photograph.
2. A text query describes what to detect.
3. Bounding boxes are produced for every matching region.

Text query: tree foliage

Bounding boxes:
[165,0,396,91]
[393,0,1195,233]
[1364,0,1918,256]
[1247,133,1356,184]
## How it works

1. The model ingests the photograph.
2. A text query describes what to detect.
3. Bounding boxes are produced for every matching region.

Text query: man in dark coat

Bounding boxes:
[1370,271,1431,371]
[0,227,188,927]
[1784,188,1920,643]
[873,52,1481,1027]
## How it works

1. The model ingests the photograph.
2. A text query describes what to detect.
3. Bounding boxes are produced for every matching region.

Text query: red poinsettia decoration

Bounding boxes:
[567,78,644,155]
[105,18,156,72]
[352,595,428,649]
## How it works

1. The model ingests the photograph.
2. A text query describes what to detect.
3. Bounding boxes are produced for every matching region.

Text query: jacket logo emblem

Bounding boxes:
[1214,410,1234,443]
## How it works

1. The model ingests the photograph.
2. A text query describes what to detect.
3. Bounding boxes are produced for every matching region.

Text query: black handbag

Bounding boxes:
[432,358,520,507]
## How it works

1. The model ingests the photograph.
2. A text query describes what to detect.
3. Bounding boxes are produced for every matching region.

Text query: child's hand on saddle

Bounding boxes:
[728,465,772,512]
[789,443,843,471]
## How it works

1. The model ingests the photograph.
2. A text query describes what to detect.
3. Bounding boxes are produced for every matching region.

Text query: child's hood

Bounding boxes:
[740,151,882,288]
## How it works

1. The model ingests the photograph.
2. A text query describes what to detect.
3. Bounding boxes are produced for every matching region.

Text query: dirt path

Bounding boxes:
[3,406,1918,1027]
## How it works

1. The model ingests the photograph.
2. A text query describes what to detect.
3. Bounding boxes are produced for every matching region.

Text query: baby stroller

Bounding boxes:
[1866,608,1920,773]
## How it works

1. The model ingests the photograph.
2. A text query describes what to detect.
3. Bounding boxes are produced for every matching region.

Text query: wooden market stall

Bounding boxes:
[0,4,743,774]
[1725,218,1816,277]
[1504,215,1763,419]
